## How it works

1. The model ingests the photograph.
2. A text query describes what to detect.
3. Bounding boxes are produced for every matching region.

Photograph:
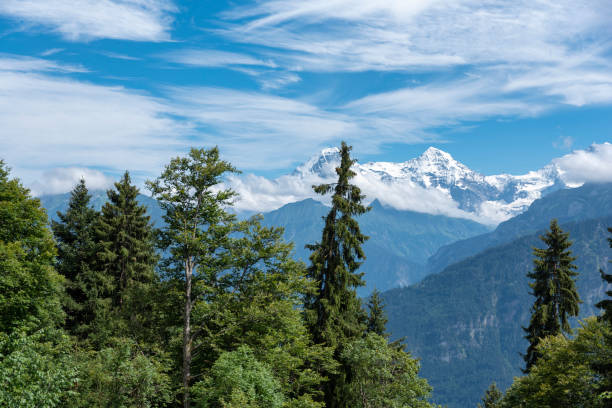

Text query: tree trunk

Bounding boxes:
[183,259,193,408]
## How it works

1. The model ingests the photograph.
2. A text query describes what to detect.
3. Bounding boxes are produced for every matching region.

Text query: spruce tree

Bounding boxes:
[366,289,388,337]
[595,227,612,325]
[477,382,502,408]
[523,219,581,372]
[304,141,370,408]
[147,147,238,408]
[95,171,158,342]
[52,179,106,340]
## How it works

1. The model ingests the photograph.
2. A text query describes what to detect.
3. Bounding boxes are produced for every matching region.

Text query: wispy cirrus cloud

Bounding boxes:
[0,0,177,41]
[163,49,277,68]
[0,53,87,73]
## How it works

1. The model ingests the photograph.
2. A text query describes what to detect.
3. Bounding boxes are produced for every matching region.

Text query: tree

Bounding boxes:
[95,171,158,343]
[504,317,611,408]
[304,141,370,407]
[195,216,331,407]
[594,227,612,403]
[596,227,612,325]
[366,289,388,337]
[52,179,106,340]
[341,333,436,408]
[477,383,502,408]
[0,161,63,333]
[523,219,581,372]
[0,161,76,406]
[147,147,238,408]
[194,346,284,408]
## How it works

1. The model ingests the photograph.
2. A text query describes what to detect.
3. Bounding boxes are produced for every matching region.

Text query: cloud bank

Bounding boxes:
[0,0,177,41]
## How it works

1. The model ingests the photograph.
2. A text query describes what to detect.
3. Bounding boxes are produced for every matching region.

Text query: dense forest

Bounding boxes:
[1,143,611,407]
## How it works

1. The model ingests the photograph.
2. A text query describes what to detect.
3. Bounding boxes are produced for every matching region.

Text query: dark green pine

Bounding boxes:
[593,227,612,400]
[523,219,581,372]
[366,289,388,338]
[477,382,503,408]
[95,171,158,341]
[304,141,370,408]
[595,227,612,325]
[51,179,104,339]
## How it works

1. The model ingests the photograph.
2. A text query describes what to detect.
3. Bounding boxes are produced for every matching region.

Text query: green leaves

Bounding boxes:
[341,333,436,408]
[194,346,284,408]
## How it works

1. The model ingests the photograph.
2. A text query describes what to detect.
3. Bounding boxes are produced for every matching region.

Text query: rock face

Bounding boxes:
[294,146,567,225]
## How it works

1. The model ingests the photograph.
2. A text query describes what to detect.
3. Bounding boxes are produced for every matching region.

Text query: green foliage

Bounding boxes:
[193,216,331,407]
[194,346,284,408]
[341,333,437,408]
[52,179,107,340]
[0,329,77,408]
[503,317,612,407]
[95,171,159,344]
[0,161,63,333]
[523,219,581,372]
[68,337,172,408]
[477,383,502,408]
[304,141,370,407]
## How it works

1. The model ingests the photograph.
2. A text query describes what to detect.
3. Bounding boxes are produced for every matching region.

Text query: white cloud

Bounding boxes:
[554,142,612,185]
[165,86,358,170]
[0,66,191,193]
[0,0,176,41]
[219,0,612,109]
[163,49,277,68]
[0,53,87,73]
[29,167,114,196]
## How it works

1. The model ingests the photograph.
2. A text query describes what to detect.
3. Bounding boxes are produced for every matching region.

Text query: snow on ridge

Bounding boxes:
[232,146,568,226]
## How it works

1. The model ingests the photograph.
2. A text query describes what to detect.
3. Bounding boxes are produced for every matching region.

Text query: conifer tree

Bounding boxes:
[304,141,370,408]
[147,147,238,408]
[523,219,581,372]
[477,382,502,408]
[52,179,105,339]
[595,227,612,325]
[95,171,158,342]
[366,289,388,338]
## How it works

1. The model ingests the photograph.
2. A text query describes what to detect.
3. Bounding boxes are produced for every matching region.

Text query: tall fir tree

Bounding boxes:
[52,179,107,340]
[523,219,581,372]
[595,227,612,325]
[304,141,370,408]
[95,171,158,342]
[147,147,238,408]
[594,227,612,403]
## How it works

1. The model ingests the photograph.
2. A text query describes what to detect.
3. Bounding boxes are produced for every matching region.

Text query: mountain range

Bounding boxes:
[290,146,568,224]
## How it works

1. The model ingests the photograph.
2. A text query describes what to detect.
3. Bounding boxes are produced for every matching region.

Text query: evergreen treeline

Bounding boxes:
[0,145,438,408]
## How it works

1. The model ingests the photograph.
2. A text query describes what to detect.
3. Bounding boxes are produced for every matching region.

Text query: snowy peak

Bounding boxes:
[293,146,340,177]
[290,146,566,224]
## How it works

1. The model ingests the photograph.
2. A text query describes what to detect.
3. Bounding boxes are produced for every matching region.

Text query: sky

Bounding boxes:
[1,0,612,205]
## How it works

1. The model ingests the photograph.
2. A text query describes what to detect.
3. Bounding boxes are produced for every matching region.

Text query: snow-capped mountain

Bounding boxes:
[291,146,567,224]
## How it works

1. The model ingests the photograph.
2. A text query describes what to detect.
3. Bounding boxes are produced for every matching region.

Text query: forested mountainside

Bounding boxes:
[383,215,612,407]
[427,182,612,274]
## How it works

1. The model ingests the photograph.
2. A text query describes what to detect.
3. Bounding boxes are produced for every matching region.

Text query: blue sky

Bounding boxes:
[1,0,612,198]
